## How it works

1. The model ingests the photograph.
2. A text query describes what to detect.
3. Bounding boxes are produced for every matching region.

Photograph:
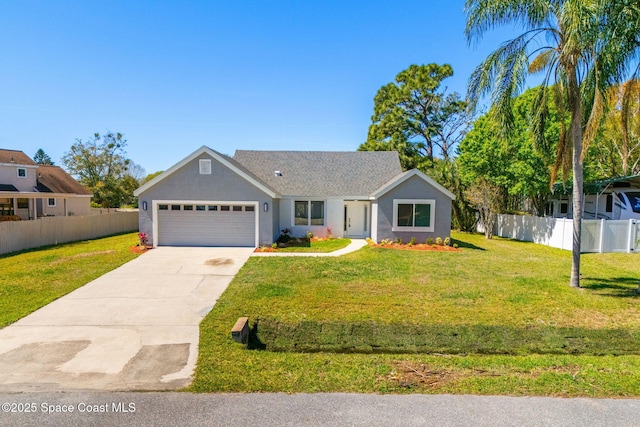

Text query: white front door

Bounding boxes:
[344,201,369,237]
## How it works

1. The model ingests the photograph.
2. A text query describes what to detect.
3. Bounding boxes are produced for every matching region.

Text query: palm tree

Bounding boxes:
[465,0,640,288]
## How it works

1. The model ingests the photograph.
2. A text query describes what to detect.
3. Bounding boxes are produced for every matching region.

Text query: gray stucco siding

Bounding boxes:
[137,153,275,246]
[375,175,452,242]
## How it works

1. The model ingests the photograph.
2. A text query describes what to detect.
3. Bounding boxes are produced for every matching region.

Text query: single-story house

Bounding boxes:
[133,146,455,247]
[0,149,92,220]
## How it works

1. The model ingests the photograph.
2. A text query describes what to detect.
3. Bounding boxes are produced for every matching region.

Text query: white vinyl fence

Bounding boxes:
[494,215,639,253]
[0,211,139,255]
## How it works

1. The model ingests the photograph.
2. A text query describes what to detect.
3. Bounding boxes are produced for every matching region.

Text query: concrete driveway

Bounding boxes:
[0,247,254,392]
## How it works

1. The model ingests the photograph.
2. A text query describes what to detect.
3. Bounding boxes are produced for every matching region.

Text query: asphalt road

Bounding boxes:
[1,392,639,426]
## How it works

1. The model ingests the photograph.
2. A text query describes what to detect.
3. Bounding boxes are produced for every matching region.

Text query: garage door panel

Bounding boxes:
[157,206,255,247]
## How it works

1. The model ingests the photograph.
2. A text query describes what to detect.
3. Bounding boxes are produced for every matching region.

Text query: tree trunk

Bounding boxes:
[568,68,583,289]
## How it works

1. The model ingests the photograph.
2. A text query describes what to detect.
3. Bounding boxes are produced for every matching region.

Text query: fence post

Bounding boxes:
[629,219,637,254]
[599,219,605,253]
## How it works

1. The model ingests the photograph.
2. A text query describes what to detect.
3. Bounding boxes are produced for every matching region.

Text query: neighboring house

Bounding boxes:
[0,149,92,220]
[134,146,455,247]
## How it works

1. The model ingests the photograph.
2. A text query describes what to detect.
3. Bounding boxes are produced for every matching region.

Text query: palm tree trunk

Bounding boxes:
[568,69,583,288]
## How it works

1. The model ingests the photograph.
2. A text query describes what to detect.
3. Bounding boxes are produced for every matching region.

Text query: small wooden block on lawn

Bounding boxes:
[231,317,249,344]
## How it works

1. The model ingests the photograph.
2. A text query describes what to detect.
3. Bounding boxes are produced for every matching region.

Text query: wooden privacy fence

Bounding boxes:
[0,211,139,255]
[494,215,639,254]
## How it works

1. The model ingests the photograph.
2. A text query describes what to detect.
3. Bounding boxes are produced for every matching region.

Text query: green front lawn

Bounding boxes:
[191,232,640,396]
[0,233,141,327]
[269,238,351,253]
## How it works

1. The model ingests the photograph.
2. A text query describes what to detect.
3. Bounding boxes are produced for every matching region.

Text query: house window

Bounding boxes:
[545,202,554,216]
[245,205,255,212]
[171,205,181,211]
[159,204,169,210]
[232,205,242,212]
[364,206,368,232]
[221,205,230,211]
[196,205,206,211]
[17,198,29,209]
[199,159,212,175]
[605,194,613,213]
[208,205,218,211]
[17,168,26,178]
[48,198,56,207]
[560,202,569,214]
[392,199,435,232]
[183,205,193,211]
[294,200,325,226]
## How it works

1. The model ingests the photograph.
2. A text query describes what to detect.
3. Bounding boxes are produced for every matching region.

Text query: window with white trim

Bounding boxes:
[199,159,212,175]
[392,199,435,232]
[48,198,56,207]
[17,168,27,178]
[294,200,324,226]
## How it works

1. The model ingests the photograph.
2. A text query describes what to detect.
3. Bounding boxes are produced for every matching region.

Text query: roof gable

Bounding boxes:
[133,146,279,198]
[233,150,403,196]
[0,149,36,166]
[372,169,456,200]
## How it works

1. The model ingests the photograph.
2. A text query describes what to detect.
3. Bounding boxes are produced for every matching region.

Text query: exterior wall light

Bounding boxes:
[263,203,268,212]
[142,201,148,211]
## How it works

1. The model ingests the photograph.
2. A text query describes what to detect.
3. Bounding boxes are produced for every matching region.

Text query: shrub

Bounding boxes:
[138,232,148,246]
[426,237,434,245]
[271,242,278,249]
[306,231,314,239]
[277,229,292,243]
[444,237,451,246]
[408,237,416,246]
[436,237,443,245]
[380,239,392,246]
[395,237,403,245]
[453,243,459,248]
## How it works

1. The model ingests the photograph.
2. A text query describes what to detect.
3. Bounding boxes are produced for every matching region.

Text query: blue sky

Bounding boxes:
[0,1,522,175]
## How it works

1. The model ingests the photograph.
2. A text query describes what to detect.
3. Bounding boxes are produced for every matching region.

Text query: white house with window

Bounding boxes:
[134,146,455,247]
[0,149,92,221]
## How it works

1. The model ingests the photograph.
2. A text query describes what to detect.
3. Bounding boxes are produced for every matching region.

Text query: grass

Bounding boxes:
[190,232,640,396]
[273,238,351,253]
[0,233,141,327]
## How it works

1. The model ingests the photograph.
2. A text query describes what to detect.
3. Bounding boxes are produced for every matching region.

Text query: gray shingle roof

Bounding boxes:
[232,150,402,196]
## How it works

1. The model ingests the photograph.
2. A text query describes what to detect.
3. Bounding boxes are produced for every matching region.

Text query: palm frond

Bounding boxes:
[621,79,640,148]
[465,0,552,44]
[531,86,549,153]
[529,49,556,74]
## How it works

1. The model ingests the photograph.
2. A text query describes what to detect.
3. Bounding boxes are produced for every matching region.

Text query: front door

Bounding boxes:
[344,201,369,237]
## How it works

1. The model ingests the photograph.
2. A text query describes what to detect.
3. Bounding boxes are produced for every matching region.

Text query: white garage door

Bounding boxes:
[157,203,256,247]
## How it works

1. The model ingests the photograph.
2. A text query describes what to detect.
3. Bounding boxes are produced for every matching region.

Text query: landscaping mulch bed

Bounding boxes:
[129,245,152,254]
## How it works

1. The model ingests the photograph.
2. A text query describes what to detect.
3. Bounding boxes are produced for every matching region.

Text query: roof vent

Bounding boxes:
[274,170,283,177]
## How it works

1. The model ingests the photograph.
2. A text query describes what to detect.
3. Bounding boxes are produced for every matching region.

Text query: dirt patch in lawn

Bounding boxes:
[381,361,499,389]
[52,250,117,264]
